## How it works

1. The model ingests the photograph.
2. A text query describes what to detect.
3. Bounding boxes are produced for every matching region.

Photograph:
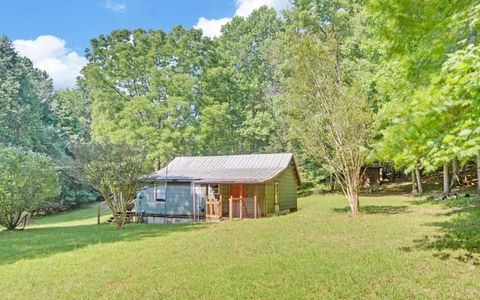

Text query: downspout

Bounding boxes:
[192,183,196,222]
[164,162,168,224]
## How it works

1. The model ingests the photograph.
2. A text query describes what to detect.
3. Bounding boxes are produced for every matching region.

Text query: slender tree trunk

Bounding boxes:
[346,189,360,215]
[451,158,460,187]
[411,171,417,195]
[443,163,450,195]
[344,173,360,215]
[477,155,480,195]
[330,173,335,192]
[415,166,423,195]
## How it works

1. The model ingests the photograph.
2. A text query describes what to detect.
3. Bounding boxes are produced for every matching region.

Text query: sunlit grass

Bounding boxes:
[0,194,478,299]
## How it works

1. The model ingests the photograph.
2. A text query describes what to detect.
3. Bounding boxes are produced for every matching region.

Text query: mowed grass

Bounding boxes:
[0,195,479,299]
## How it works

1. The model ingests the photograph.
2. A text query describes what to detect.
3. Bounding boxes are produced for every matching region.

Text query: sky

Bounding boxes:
[1,0,288,89]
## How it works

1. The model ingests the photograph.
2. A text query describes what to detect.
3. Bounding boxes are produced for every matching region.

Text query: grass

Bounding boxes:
[0,195,479,299]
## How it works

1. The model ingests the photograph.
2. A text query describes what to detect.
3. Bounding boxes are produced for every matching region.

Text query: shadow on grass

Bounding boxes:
[332,205,409,214]
[0,222,205,266]
[404,197,480,265]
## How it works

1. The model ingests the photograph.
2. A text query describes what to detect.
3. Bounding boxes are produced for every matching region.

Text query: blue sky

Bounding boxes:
[2,0,288,89]
[2,0,237,52]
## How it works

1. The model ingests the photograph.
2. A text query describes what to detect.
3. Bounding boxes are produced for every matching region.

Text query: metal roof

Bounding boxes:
[148,153,299,184]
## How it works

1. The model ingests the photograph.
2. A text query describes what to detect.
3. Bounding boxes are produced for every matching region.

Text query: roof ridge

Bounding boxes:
[172,153,292,159]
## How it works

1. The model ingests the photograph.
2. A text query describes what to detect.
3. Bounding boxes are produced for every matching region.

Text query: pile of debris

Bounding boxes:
[427,193,471,201]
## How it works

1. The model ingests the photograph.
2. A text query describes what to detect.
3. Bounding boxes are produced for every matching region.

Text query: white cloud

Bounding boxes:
[194,17,231,38]
[235,0,289,17]
[13,35,87,89]
[103,0,127,13]
[194,0,289,38]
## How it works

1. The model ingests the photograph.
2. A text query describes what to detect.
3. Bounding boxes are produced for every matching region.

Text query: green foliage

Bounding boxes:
[83,8,288,165]
[0,147,60,230]
[424,45,480,167]
[372,1,480,176]
[0,36,98,211]
[74,141,148,228]
[75,141,147,199]
[0,36,55,153]
[83,27,211,166]
[50,87,92,144]
[277,0,377,212]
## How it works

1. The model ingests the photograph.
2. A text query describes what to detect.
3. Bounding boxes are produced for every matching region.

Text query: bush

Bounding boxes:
[0,147,60,229]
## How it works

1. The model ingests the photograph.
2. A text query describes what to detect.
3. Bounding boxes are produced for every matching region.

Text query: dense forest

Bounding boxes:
[1,0,480,227]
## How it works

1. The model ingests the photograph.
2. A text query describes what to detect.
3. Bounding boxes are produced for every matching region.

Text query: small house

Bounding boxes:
[136,153,300,223]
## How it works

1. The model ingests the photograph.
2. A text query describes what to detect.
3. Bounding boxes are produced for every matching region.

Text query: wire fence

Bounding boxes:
[229,197,265,219]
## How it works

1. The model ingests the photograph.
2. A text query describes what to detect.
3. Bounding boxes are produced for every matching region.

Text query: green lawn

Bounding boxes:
[0,194,479,299]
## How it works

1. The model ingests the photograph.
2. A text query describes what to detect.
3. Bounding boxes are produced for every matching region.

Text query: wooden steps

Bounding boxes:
[105,211,137,224]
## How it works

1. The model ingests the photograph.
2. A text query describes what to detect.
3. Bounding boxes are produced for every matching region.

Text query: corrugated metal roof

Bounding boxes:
[147,153,298,183]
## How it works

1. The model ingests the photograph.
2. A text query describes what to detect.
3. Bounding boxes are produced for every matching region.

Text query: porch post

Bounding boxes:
[254,184,258,219]
[229,195,233,220]
[264,183,267,217]
[219,184,223,219]
[239,194,243,219]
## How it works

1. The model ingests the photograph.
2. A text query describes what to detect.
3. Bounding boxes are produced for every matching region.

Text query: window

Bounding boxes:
[155,183,166,202]
[207,184,219,201]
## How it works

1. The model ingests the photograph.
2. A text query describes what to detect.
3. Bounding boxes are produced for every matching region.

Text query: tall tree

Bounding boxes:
[0,36,97,211]
[0,36,54,152]
[371,1,480,193]
[83,27,212,168]
[215,6,284,153]
[283,35,372,215]
[275,0,378,212]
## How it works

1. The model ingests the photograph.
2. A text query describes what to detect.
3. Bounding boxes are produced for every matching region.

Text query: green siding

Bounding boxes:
[136,182,195,216]
[265,182,275,214]
[276,165,298,211]
[221,184,230,215]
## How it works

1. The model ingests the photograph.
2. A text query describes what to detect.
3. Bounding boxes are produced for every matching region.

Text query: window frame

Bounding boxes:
[155,182,167,202]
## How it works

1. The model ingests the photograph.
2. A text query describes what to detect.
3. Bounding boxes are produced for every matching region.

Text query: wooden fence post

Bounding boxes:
[97,205,101,225]
[254,184,258,219]
[239,196,243,219]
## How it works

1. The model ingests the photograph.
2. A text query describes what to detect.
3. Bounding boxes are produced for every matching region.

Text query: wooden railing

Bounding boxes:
[205,194,223,221]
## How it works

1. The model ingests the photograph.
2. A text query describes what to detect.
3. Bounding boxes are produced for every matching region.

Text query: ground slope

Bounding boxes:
[0,195,478,299]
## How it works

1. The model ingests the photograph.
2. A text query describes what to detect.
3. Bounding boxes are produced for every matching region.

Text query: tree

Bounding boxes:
[213,6,285,153]
[50,87,92,144]
[274,0,377,212]
[370,1,480,194]
[83,27,212,168]
[0,36,54,153]
[1,35,98,211]
[0,147,60,230]
[283,35,372,215]
[74,141,147,229]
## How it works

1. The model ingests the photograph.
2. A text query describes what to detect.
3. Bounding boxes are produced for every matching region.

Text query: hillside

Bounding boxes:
[0,194,478,299]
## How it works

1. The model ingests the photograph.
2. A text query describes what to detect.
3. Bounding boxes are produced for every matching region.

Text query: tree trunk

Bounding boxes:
[411,171,417,195]
[344,173,360,215]
[477,155,480,195]
[346,189,360,215]
[330,173,335,192]
[450,158,460,187]
[443,163,449,195]
[415,166,423,195]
